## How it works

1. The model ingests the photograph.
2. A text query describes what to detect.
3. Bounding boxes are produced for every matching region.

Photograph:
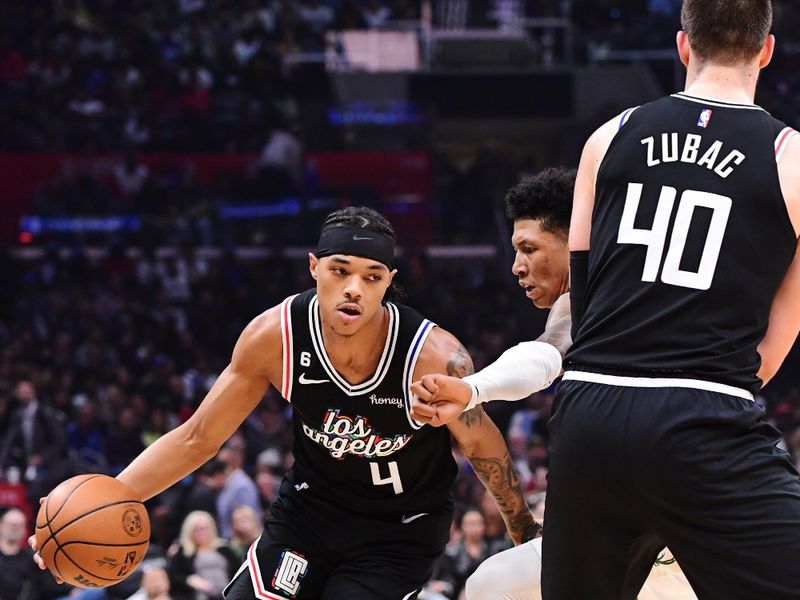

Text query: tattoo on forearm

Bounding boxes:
[467,450,535,543]
[446,343,474,379]
[459,406,484,428]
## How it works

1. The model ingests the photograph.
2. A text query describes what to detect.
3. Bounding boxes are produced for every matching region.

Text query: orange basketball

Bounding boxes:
[35,474,150,589]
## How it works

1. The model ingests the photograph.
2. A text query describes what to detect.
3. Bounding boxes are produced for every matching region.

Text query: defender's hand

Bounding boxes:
[410,374,473,427]
[538,293,572,358]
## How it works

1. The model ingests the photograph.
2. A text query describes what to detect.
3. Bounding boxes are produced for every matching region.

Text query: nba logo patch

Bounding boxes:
[697,108,713,128]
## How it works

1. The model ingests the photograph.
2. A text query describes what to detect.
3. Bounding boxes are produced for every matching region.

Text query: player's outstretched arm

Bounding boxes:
[116,305,283,501]
[413,328,540,545]
[410,295,570,427]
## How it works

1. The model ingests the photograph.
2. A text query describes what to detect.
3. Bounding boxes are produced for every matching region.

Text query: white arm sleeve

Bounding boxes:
[462,341,562,410]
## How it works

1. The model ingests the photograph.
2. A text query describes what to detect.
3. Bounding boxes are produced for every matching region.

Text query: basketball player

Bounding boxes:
[411,170,696,599]
[547,1,800,597]
[31,207,570,599]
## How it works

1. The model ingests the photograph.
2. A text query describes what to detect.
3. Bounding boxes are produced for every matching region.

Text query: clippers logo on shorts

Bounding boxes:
[272,550,308,597]
[301,409,412,460]
[697,108,713,128]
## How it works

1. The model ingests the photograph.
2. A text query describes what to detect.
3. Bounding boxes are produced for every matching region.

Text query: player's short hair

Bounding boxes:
[681,0,772,64]
[504,168,575,235]
[321,206,397,242]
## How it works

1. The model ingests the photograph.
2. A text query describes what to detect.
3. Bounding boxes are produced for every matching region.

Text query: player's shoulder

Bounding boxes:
[415,326,474,379]
[230,298,288,373]
[580,106,641,168]
[586,97,674,150]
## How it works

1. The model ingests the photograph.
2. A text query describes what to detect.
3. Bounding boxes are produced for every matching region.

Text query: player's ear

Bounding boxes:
[388,268,398,284]
[676,31,691,67]
[309,253,319,280]
[759,34,775,69]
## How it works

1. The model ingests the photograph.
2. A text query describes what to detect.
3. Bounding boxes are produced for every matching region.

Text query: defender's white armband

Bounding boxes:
[462,341,563,411]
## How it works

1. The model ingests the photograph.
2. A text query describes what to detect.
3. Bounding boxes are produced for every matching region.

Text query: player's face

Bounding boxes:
[310,254,397,336]
[511,219,569,309]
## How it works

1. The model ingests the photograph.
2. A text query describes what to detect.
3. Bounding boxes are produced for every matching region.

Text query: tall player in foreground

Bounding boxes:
[412,170,696,599]
[551,0,800,597]
[32,207,569,599]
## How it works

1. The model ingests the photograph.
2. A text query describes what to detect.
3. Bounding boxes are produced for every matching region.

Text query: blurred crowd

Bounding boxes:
[0,0,423,153]
[1,1,797,153]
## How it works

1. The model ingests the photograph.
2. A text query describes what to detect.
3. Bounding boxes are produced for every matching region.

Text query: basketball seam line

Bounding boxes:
[58,540,150,548]
[46,499,145,541]
[41,475,103,578]
[43,475,104,527]
[39,475,105,559]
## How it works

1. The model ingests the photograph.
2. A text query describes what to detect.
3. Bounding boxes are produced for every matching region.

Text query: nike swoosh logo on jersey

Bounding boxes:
[298,373,330,385]
[400,512,429,524]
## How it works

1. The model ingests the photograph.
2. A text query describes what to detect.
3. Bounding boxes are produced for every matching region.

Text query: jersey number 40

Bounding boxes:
[618,183,732,291]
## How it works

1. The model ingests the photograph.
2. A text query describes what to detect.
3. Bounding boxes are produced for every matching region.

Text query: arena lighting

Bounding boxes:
[19,215,142,234]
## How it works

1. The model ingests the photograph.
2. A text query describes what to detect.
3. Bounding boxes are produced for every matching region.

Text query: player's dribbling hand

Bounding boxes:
[410,374,472,427]
[29,498,64,584]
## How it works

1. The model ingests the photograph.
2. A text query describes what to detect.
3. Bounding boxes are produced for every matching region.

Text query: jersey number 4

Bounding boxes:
[618,183,732,290]
[370,461,403,494]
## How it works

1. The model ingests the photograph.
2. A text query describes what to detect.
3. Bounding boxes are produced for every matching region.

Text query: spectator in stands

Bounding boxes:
[127,566,172,600]
[167,511,239,600]
[227,505,263,560]
[113,153,150,204]
[106,407,145,475]
[430,509,506,599]
[0,508,41,600]
[362,0,393,28]
[0,380,69,502]
[257,120,304,198]
[183,459,227,518]
[478,488,509,546]
[297,0,336,50]
[215,440,260,539]
[66,398,107,473]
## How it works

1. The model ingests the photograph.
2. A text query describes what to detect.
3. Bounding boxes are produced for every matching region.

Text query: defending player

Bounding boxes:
[412,170,697,599]
[31,206,569,599]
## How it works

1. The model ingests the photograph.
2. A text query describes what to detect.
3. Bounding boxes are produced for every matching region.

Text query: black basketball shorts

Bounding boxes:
[223,486,452,600]
[541,375,800,600]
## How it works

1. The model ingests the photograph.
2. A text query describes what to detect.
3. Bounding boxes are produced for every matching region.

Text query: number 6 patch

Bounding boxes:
[272,550,309,597]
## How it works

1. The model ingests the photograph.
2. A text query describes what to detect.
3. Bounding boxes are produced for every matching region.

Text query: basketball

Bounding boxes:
[34,474,150,589]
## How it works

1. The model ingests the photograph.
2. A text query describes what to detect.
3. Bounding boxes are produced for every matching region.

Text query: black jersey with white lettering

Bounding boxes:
[276,289,457,515]
[565,93,797,393]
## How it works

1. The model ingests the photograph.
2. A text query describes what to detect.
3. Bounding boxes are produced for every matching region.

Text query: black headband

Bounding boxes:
[316,227,395,269]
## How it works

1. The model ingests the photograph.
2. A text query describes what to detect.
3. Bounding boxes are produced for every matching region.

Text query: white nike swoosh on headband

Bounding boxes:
[401,513,429,524]
[352,235,373,241]
[298,373,330,385]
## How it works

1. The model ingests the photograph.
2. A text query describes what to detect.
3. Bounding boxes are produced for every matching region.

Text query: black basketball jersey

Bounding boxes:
[566,93,797,393]
[276,289,457,515]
